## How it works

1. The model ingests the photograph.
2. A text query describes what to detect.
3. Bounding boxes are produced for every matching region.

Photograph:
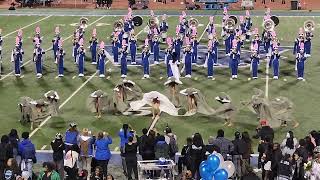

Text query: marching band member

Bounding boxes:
[129,30,137,64]
[152,29,160,64]
[251,28,262,54]
[77,38,85,77]
[123,16,131,43]
[206,16,216,38]
[178,15,187,37]
[17,29,23,63]
[165,37,174,78]
[89,28,98,65]
[239,16,246,42]
[206,39,215,79]
[174,26,183,63]
[244,10,252,41]
[250,43,260,79]
[270,42,280,79]
[210,32,219,65]
[127,8,134,31]
[33,26,42,47]
[296,43,307,80]
[191,27,199,64]
[221,7,229,37]
[72,32,80,64]
[98,41,107,78]
[229,39,239,80]
[11,37,24,77]
[52,27,60,63]
[78,26,85,39]
[56,40,65,77]
[183,37,192,78]
[293,28,305,55]
[304,28,313,57]
[142,39,151,79]
[0,29,2,61]
[224,27,235,56]
[235,30,243,54]
[160,14,168,42]
[33,38,45,78]
[120,39,128,78]
[112,32,120,64]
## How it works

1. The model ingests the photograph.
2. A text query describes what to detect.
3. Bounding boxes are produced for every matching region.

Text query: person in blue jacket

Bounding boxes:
[98,41,107,78]
[65,122,79,152]
[89,28,98,65]
[152,30,160,65]
[95,131,112,177]
[118,124,134,176]
[183,39,192,78]
[112,32,120,64]
[142,39,151,79]
[77,38,86,77]
[18,132,36,179]
[11,37,24,77]
[33,39,45,79]
[210,34,219,65]
[72,32,80,64]
[56,40,65,77]
[229,40,240,80]
[244,10,252,41]
[206,40,215,80]
[250,44,260,80]
[52,26,60,63]
[120,40,128,78]
[296,43,307,80]
[129,31,137,65]
[270,42,281,80]
[173,32,183,63]
[160,14,169,42]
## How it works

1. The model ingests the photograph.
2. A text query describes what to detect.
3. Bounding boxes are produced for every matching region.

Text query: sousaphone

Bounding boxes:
[304,20,315,32]
[79,17,89,29]
[263,16,279,32]
[114,19,124,32]
[188,18,199,28]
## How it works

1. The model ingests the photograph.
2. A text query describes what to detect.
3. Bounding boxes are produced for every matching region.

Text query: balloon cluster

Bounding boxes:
[199,153,235,180]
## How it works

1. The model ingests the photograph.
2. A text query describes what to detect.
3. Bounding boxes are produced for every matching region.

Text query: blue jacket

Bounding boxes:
[18,139,35,159]
[65,130,79,145]
[95,137,112,160]
[118,129,133,148]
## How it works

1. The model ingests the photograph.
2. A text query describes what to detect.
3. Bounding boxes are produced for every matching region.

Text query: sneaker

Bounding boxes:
[185,75,191,78]
[91,62,97,65]
[154,61,159,65]
[131,62,136,65]
[208,76,213,79]
[58,74,64,77]
[99,74,105,78]
[253,77,258,79]
[234,75,238,79]
[273,76,279,80]
[79,73,84,77]
[121,74,127,78]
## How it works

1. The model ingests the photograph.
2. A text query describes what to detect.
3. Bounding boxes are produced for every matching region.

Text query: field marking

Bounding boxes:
[265,49,290,98]
[41,145,47,150]
[0,16,106,81]
[2,15,52,39]
[199,21,210,41]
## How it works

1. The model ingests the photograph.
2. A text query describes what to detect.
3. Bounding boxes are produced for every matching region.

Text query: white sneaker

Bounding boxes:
[99,74,105,78]
[144,74,150,78]
[121,74,127,78]
[58,74,64,77]
[253,77,258,79]
[234,75,238,79]
[185,75,191,78]
[91,62,97,65]
[154,61,159,65]
[208,76,213,79]
[273,76,279,79]
[79,73,84,77]
[15,74,21,77]
[131,62,136,65]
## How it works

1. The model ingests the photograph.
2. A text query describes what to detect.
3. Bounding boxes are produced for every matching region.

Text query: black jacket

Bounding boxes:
[51,139,65,161]
[205,144,220,154]
[258,126,274,142]
[232,139,247,155]
[125,142,138,159]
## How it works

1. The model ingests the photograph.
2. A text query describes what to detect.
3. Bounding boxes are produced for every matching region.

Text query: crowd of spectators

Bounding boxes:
[0,120,320,179]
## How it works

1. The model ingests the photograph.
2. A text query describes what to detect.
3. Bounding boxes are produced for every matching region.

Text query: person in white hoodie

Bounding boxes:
[64,144,79,180]
[79,128,95,179]
[307,146,320,180]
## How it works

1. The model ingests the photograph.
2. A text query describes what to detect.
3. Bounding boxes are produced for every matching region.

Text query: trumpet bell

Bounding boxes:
[148,17,159,29]
[270,16,279,27]
[304,20,315,32]
[188,18,199,27]
[225,18,236,31]
[132,16,143,27]
[79,17,89,29]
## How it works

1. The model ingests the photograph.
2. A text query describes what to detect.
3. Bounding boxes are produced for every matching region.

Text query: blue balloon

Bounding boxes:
[214,169,228,180]
[207,154,220,172]
[200,160,208,168]
[199,164,213,180]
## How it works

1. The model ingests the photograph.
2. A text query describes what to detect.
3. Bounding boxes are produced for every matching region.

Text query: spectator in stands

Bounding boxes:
[79,128,95,179]
[242,131,253,169]
[78,169,88,180]
[141,130,156,160]
[106,174,114,180]
[257,137,272,179]
[255,120,274,142]
[18,132,36,180]
[138,128,148,158]
[282,0,286,4]
[155,135,170,159]
[305,135,316,157]
[0,135,13,178]
[64,144,79,180]
[280,131,298,156]
[124,136,139,180]
[212,129,234,160]
[262,0,266,4]
[90,166,103,180]
[190,133,206,179]
[95,132,112,177]
[106,0,112,9]
[205,136,220,154]
[241,166,259,180]
[50,133,65,179]
[65,123,79,152]
[38,162,60,180]
[306,146,320,180]
[277,154,292,179]
[232,131,247,179]
[270,143,282,179]
[118,124,134,176]
[296,138,308,163]
[292,151,305,180]
[164,126,178,161]
[8,129,19,163]
[181,170,193,180]
[3,158,21,180]
[178,137,192,174]
[310,130,320,146]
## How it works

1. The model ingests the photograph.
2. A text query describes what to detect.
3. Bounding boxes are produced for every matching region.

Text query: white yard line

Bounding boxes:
[265,49,290,98]
[0,16,106,81]
[2,15,52,38]
[199,21,209,41]
[41,145,47,150]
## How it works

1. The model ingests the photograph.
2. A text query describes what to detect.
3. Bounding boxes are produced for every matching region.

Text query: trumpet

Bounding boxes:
[114,20,124,32]
[79,17,89,29]
[304,20,315,32]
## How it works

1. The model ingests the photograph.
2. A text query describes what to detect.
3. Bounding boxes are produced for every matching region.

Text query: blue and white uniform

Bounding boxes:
[56,48,65,77]
[270,50,280,79]
[183,46,192,78]
[112,37,120,64]
[77,47,85,77]
[129,36,137,64]
[33,45,45,78]
[89,37,98,65]
[142,47,151,78]
[250,52,260,79]
[120,45,128,78]
[11,46,23,76]
[296,50,307,80]
[98,49,107,78]
[229,49,239,79]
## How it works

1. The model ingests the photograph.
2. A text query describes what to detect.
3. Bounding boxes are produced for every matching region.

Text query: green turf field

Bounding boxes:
[0,12,319,151]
